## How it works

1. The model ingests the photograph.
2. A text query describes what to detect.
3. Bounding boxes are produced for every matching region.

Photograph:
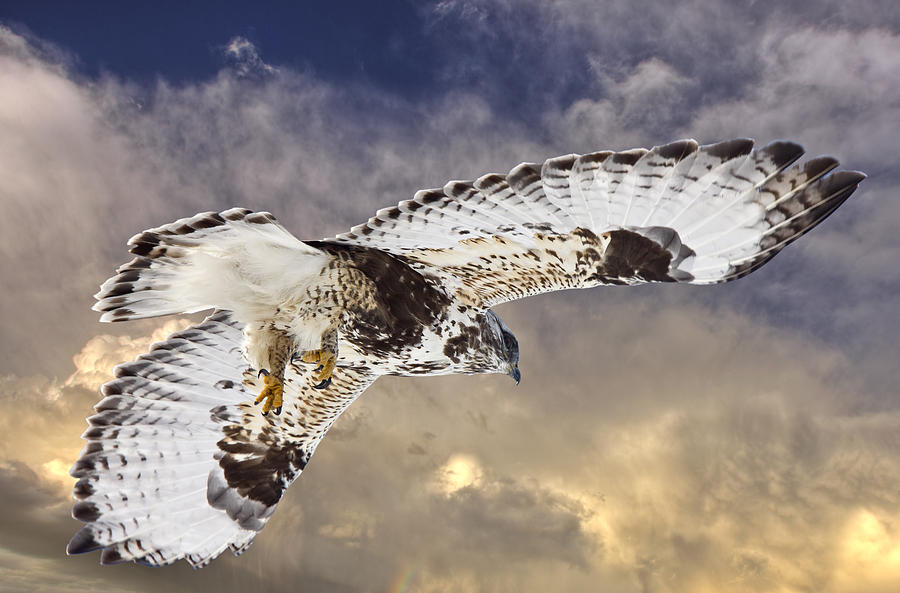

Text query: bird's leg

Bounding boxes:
[299,325,338,390]
[254,331,294,416]
[254,370,284,416]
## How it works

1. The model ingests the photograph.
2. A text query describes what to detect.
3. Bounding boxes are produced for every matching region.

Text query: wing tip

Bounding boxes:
[760,138,804,157]
[837,169,868,185]
[67,527,103,556]
[704,137,755,160]
[654,138,699,160]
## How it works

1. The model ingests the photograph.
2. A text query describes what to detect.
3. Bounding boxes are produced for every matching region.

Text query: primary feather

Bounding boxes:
[69,312,376,567]
[333,139,863,304]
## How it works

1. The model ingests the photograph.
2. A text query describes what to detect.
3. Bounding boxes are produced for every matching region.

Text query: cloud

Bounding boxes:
[210,297,900,593]
[0,26,177,376]
[688,27,900,165]
[64,319,190,392]
[834,510,900,593]
[1,7,899,593]
[0,24,539,376]
[176,293,884,592]
[0,547,146,593]
[4,14,891,383]
[0,461,61,513]
[548,57,693,151]
[432,473,596,569]
[222,37,277,78]
[435,453,484,493]
[584,398,900,592]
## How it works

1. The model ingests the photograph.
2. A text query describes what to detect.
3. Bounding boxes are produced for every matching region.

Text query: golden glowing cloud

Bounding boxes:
[834,509,900,592]
[436,454,484,494]
[65,319,191,391]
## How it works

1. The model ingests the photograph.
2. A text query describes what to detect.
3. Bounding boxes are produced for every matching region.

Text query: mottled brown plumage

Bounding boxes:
[71,138,864,567]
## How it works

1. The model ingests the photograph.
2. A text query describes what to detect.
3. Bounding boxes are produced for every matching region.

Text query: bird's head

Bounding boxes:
[484,310,521,384]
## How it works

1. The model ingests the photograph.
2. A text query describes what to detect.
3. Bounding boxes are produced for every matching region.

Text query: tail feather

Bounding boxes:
[93,208,326,323]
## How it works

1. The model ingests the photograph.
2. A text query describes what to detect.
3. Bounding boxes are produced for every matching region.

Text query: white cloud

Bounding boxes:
[64,318,190,391]
[549,57,692,151]
[223,36,277,78]
[688,27,900,163]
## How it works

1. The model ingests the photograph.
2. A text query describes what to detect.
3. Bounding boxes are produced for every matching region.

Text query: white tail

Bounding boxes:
[93,208,326,322]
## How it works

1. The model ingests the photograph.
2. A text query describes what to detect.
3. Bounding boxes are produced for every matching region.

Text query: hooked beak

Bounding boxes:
[509,366,521,385]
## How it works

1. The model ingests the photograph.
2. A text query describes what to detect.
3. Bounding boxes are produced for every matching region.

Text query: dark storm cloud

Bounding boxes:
[434,477,595,568]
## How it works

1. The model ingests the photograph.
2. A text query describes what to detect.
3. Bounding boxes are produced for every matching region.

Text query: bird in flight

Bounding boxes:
[67,138,864,567]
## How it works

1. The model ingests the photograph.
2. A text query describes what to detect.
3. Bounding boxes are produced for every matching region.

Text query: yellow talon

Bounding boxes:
[300,349,336,389]
[254,373,284,415]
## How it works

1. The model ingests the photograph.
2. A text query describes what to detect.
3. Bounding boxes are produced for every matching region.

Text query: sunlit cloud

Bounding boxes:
[835,509,900,593]
[64,319,191,391]
[1,5,899,593]
[435,454,484,494]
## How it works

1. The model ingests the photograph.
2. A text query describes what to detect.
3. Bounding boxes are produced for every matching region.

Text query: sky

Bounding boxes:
[1,1,899,592]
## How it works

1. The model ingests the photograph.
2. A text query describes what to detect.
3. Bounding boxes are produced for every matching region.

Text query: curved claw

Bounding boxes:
[301,348,336,390]
[255,374,283,416]
[258,368,270,378]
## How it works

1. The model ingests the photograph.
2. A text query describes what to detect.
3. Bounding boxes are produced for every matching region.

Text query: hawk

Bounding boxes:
[67,138,864,567]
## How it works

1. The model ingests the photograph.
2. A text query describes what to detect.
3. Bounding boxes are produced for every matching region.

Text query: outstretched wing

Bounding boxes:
[330,139,865,308]
[68,312,377,567]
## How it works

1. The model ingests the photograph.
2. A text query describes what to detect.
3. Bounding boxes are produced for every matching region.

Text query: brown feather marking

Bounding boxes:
[305,242,452,357]
[592,229,676,283]
[216,424,307,507]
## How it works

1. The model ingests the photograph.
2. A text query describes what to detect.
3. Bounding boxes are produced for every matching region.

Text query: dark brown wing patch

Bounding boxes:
[306,242,452,357]
[213,422,309,509]
[593,229,678,284]
[208,366,378,531]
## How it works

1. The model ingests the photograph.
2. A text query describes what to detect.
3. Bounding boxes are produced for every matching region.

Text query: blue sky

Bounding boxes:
[3,1,439,89]
[2,0,599,123]
[2,2,900,592]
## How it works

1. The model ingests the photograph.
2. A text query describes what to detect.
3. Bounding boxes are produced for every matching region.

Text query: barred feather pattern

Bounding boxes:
[71,137,864,568]
[332,139,864,307]
[92,207,326,323]
[68,312,377,568]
